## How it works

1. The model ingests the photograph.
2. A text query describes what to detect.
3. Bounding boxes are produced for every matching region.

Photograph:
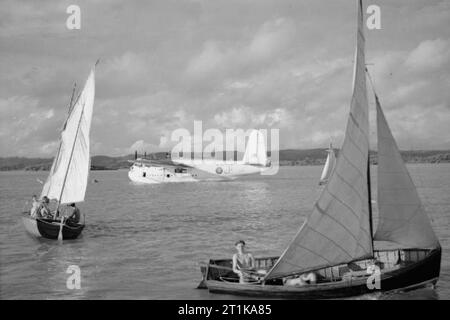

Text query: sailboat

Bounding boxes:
[22,63,97,240]
[319,142,336,185]
[198,0,441,298]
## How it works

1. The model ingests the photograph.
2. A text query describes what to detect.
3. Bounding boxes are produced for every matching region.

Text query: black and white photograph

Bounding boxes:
[1,0,449,305]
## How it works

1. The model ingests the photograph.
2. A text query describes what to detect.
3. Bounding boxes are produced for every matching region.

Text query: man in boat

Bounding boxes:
[30,195,41,218]
[283,272,317,286]
[65,203,81,226]
[39,196,52,219]
[232,240,266,283]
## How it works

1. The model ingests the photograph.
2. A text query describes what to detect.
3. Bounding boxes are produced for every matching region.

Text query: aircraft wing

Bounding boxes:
[128,158,194,168]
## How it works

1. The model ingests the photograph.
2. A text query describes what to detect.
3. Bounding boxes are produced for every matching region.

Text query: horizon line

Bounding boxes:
[2,148,450,159]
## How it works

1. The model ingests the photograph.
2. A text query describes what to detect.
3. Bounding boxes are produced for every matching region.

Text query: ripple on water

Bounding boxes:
[1,165,450,299]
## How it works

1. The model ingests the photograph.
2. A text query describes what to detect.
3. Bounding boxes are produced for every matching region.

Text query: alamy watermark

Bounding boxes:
[366,5,381,30]
[366,264,381,290]
[169,121,279,175]
[65,4,381,31]
[66,265,81,290]
[66,5,81,30]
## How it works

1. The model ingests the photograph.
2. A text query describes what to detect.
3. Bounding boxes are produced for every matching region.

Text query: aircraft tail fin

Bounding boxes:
[242,130,268,165]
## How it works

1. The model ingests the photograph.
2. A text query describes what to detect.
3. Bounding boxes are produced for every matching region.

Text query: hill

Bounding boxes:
[0,150,449,171]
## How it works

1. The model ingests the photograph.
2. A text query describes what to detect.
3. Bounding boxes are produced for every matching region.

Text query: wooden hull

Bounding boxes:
[200,248,441,299]
[22,214,84,240]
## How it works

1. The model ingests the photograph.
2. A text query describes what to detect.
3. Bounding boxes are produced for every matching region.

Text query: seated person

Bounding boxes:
[366,259,383,274]
[283,272,317,286]
[39,196,53,219]
[232,240,265,283]
[343,260,384,280]
[65,203,81,225]
[30,195,41,218]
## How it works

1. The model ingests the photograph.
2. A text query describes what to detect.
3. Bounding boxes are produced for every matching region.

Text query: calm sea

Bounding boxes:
[0,165,449,300]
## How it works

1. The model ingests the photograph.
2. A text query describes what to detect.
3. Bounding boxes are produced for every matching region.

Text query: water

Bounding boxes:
[1,165,449,300]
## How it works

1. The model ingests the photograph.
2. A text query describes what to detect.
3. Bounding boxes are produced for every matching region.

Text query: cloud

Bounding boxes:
[185,17,295,82]
[0,96,61,156]
[185,41,228,78]
[0,1,63,38]
[405,38,450,71]
[1,1,450,157]
[246,18,295,62]
[382,103,450,149]
[389,80,428,105]
[367,38,450,115]
[129,139,161,153]
[225,80,253,89]
[214,106,291,128]
[39,140,59,155]
[214,107,248,126]
[102,51,150,80]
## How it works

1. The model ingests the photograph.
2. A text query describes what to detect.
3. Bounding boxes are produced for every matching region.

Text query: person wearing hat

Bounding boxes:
[232,240,257,283]
[39,196,52,219]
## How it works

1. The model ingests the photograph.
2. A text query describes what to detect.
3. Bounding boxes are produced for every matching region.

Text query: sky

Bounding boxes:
[1,0,449,157]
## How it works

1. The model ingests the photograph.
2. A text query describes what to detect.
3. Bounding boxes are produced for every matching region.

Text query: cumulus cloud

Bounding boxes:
[382,103,450,149]
[214,106,291,128]
[185,17,295,82]
[405,38,450,71]
[246,18,295,62]
[39,140,59,155]
[129,139,162,154]
[1,1,450,156]
[367,38,450,117]
[185,41,228,78]
[0,96,60,156]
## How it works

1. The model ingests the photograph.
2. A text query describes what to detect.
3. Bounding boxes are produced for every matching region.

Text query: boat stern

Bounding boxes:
[197,262,209,289]
[22,214,42,238]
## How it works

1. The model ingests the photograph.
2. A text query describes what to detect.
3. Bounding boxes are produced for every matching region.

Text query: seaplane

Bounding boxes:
[128,130,271,184]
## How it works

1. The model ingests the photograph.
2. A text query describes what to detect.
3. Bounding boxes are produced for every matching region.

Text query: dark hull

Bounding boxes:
[201,248,441,299]
[22,215,84,240]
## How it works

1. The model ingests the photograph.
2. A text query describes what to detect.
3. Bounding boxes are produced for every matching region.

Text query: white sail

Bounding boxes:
[243,130,267,165]
[41,68,95,204]
[319,143,336,185]
[265,0,372,280]
[374,95,439,248]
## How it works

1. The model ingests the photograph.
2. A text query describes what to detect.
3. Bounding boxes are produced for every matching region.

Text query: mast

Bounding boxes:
[365,68,375,255]
[264,0,372,280]
[41,67,95,207]
[56,66,96,209]
[56,106,86,211]
[68,83,77,115]
[42,83,78,200]
[367,155,374,255]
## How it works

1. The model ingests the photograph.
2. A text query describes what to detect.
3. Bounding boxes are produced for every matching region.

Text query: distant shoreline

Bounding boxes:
[1,149,449,171]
